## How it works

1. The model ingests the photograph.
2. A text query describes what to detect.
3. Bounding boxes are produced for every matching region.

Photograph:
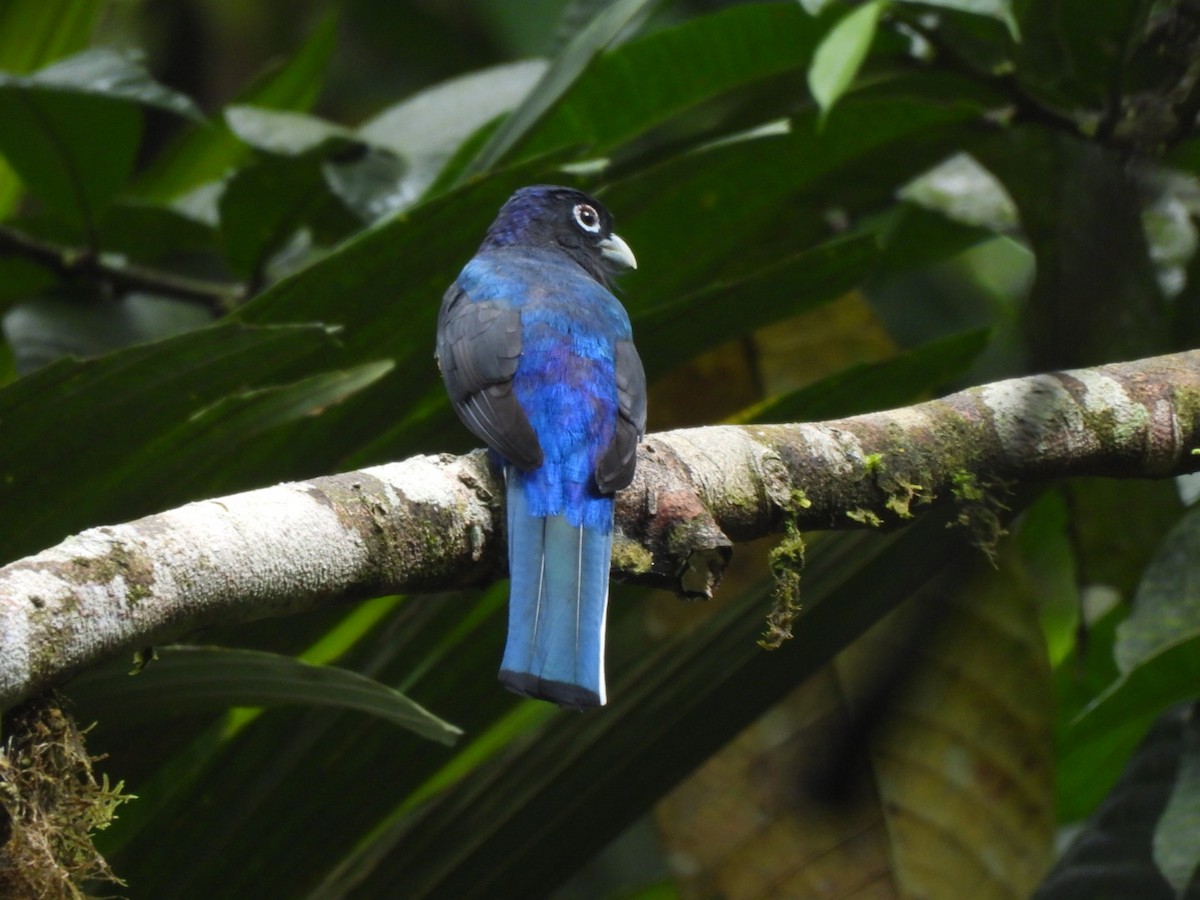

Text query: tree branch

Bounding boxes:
[2,349,1199,709]
[0,225,244,315]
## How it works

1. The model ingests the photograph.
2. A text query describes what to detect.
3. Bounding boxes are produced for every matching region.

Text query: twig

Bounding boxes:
[0,225,244,315]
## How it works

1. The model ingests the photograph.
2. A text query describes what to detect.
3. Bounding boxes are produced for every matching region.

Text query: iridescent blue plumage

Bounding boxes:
[436,186,645,708]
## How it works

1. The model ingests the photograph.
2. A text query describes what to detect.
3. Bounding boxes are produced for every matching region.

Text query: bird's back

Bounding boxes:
[460,248,630,530]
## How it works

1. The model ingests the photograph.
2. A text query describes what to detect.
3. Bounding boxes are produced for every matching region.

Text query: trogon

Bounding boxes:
[436,185,645,708]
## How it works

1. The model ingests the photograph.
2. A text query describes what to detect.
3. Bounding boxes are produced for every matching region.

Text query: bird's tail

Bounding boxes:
[499,475,612,709]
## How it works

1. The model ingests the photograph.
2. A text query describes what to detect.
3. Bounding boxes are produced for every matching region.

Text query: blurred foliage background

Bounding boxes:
[3,0,1200,896]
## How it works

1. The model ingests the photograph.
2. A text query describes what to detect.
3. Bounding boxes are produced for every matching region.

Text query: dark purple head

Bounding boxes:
[480,185,636,286]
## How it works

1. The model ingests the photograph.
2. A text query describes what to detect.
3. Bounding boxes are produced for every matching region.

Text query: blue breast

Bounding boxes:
[459,248,632,532]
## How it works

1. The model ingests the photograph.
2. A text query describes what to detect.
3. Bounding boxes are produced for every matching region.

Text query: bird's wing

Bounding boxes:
[436,280,543,470]
[594,338,647,493]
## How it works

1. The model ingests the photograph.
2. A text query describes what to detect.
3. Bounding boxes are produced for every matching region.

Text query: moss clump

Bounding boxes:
[884,478,926,519]
[0,696,133,899]
[846,508,884,527]
[760,490,810,650]
[611,536,653,576]
[949,470,1012,563]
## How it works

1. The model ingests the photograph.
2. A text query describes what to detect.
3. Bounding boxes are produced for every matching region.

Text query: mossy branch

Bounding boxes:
[1,349,1199,709]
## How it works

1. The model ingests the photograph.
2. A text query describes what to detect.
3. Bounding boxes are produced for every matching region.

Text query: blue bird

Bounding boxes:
[436,185,646,709]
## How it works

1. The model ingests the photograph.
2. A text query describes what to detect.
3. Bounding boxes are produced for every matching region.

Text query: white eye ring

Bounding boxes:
[573,203,602,233]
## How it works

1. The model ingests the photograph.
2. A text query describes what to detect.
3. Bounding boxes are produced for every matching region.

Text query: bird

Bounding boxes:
[436,185,645,709]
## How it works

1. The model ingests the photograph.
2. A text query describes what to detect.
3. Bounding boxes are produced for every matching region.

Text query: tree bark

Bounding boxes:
[2,349,1198,709]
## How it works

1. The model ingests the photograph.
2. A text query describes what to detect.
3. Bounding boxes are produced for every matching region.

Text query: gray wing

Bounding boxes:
[594,339,647,493]
[436,282,543,470]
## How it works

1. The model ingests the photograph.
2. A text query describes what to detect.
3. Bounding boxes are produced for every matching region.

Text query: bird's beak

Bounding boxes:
[599,233,637,270]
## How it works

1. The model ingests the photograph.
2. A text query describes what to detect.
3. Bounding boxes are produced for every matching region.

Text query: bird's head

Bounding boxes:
[482,185,636,286]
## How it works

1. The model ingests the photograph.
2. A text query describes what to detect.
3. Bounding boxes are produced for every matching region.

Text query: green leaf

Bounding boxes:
[0,256,57,308]
[0,320,344,563]
[1014,0,1145,112]
[808,0,887,121]
[30,48,203,120]
[218,153,356,280]
[0,0,104,218]
[897,0,1018,39]
[1039,709,1188,897]
[225,105,360,156]
[635,233,882,380]
[0,91,139,230]
[3,292,215,372]
[874,201,1005,276]
[93,199,221,266]
[93,583,514,894]
[0,49,201,229]
[322,148,411,222]
[736,328,990,423]
[1053,605,1142,822]
[607,86,985,308]
[360,59,546,210]
[239,157,551,350]
[225,105,408,224]
[0,1,99,76]
[1116,503,1200,673]
[1154,712,1200,896]
[899,152,1019,232]
[104,360,394,497]
[133,12,339,201]
[515,4,829,160]
[1057,507,1200,820]
[467,0,662,174]
[1069,635,1200,752]
[68,645,462,745]
[335,516,988,897]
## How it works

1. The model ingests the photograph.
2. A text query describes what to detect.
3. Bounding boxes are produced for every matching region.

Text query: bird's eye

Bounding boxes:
[573,203,602,233]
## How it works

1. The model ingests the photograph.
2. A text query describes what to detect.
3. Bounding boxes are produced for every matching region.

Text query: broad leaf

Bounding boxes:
[133,12,339,200]
[92,199,221,266]
[808,0,886,122]
[1058,505,1200,820]
[0,257,57,307]
[736,328,990,423]
[218,153,356,280]
[1069,636,1200,763]
[92,584,515,895]
[225,105,408,224]
[100,360,394,498]
[31,48,202,118]
[515,4,829,160]
[68,645,461,745]
[634,233,882,380]
[0,0,99,75]
[0,320,347,563]
[466,0,662,174]
[607,87,987,307]
[3,293,215,372]
[898,0,1018,37]
[331,517,995,897]
[0,0,103,217]
[225,105,360,156]
[361,59,547,211]
[1116,503,1200,673]
[0,90,139,229]
[0,49,200,228]
[1154,710,1200,895]
[659,554,1053,897]
[1014,0,1147,113]
[1037,709,1186,898]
